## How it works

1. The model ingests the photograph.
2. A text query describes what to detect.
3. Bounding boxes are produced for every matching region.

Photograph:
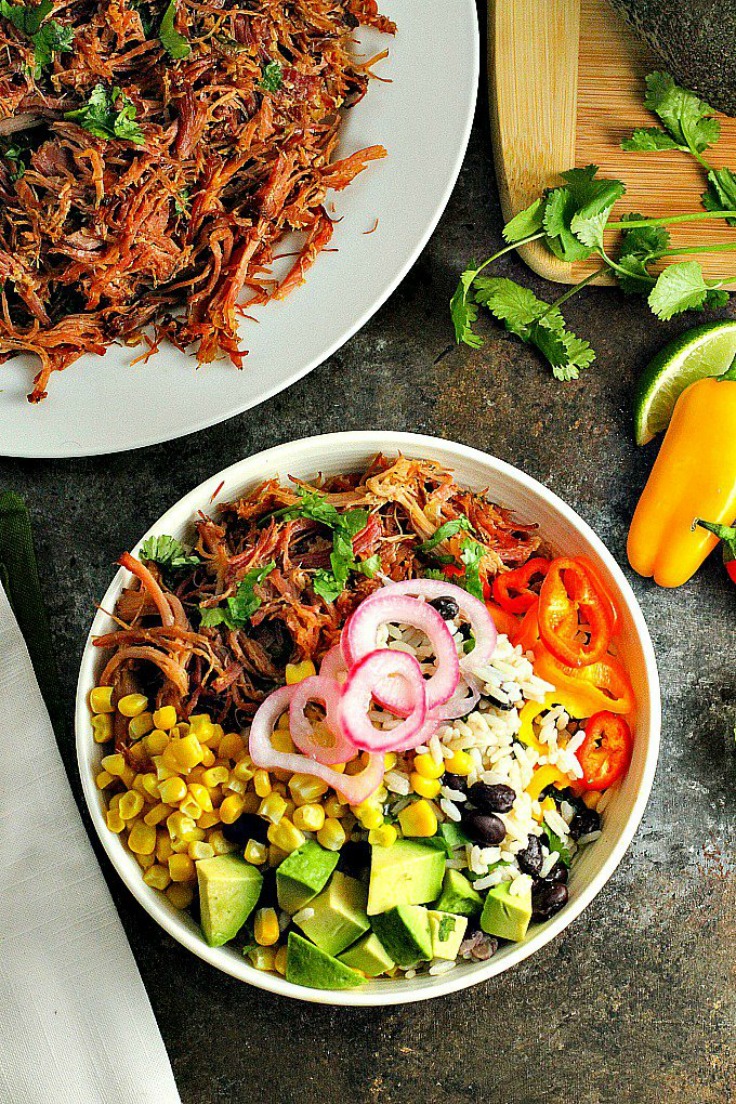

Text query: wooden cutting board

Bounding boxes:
[489,0,736,288]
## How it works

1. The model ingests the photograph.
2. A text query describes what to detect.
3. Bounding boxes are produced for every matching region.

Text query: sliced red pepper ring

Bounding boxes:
[576,710,634,791]
[538,557,611,668]
[567,555,621,638]
[533,644,636,716]
[492,557,551,614]
[513,599,540,652]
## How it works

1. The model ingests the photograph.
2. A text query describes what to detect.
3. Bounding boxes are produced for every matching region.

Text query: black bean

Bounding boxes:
[532,881,569,920]
[429,595,460,621]
[461,810,506,846]
[338,840,371,879]
[443,772,469,796]
[221,813,269,846]
[468,781,515,814]
[545,861,568,885]
[259,867,278,909]
[569,807,601,841]
[516,834,544,877]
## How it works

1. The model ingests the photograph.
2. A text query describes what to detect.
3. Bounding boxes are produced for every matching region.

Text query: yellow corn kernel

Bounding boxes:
[254,907,280,946]
[187,841,215,862]
[583,790,602,810]
[218,732,245,760]
[91,713,113,744]
[188,713,215,742]
[324,794,346,819]
[331,761,347,775]
[203,766,229,788]
[288,773,329,805]
[274,945,288,976]
[136,852,156,871]
[173,722,190,739]
[198,810,221,829]
[249,946,277,972]
[171,838,190,853]
[120,766,136,789]
[152,755,178,782]
[139,773,158,800]
[413,752,445,779]
[209,724,225,748]
[208,829,238,856]
[144,728,170,755]
[268,844,289,867]
[239,792,261,815]
[244,839,268,865]
[258,792,288,825]
[199,746,215,767]
[119,790,145,820]
[271,727,295,754]
[96,769,114,790]
[253,769,272,798]
[143,864,171,891]
[224,777,247,796]
[285,659,316,685]
[128,820,157,855]
[128,711,154,740]
[188,783,213,813]
[384,752,398,771]
[188,766,207,785]
[525,764,569,802]
[343,754,369,777]
[166,810,197,839]
[117,693,149,718]
[168,854,196,882]
[152,705,177,731]
[90,686,115,714]
[131,773,149,797]
[156,832,174,863]
[232,760,254,784]
[398,799,438,838]
[129,743,150,769]
[179,795,204,821]
[369,823,398,848]
[317,818,346,851]
[267,818,305,854]
[220,794,245,824]
[159,777,187,805]
[166,883,194,910]
[354,801,384,830]
[173,734,204,772]
[410,772,441,799]
[144,802,172,827]
[443,749,474,776]
[106,808,125,834]
[101,752,127,777]
[271,780,288,798]
[109,792,123,812]
[292,803,325,833]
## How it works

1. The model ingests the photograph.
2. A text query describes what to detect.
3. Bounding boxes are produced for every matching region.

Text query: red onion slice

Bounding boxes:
[385,579,498,673]
[249,685,384,805]
[338,649,433,753]
[289,674,356,765]
[320,644,347,683]
[342,591,460,715]
[434,676,481,720]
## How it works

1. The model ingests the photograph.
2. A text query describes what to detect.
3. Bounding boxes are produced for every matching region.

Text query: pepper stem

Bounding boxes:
[695,518,736,553]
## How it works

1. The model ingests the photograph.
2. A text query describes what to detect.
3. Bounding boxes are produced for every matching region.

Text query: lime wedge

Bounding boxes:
[634,320,736,446]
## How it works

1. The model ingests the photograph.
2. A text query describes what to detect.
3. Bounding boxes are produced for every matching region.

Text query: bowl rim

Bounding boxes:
[75,430,661,1006]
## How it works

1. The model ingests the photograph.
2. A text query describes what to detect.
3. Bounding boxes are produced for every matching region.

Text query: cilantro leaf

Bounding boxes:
[614,214,669,294]
[159,0,190,59]
[702,168,736,227]
[64,84,145,145]
[416,516,473,554]
[543,822,571,867]
[0,0,73,76]
[140,534,201,571]
[199,562,276,629]
[642,71,720,156]
[459,538,487,601]
[502,197,545,243]
[543,187,594,262]
[274,486,343,528]
[2,143,27,180]
[450,266,484,348]
[260,60,283,92]
[648,261,726,320]
[622,126,682,153]
[0,0,52,36]
[528,319,596,381]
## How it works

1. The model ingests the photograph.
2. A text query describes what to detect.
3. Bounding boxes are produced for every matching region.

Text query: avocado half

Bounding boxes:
[609,0,736,118]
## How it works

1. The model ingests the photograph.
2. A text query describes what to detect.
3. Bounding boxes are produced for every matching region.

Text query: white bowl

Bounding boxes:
[75,431,660,1005]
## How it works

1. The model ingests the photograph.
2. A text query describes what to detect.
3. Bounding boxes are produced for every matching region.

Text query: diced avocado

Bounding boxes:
[294,871,370,957]
[371,905,433,967]
[367,839,445,915]
[480,882,532,943]
[276,840,339,914]
[428,910,468,960]
[196,855,262,947]
[338,932,395,977]
[285,932,366,990]
[434,869,483,918]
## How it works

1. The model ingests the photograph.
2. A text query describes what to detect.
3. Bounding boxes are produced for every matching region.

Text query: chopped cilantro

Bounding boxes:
[416,516,473,554]
[64,84,145,145]
[0,0,73,77]
[140,534,201,571]
[158,0,190,59]
[260,60,283,92]
[543,823,572,868]
[199,562,276,630]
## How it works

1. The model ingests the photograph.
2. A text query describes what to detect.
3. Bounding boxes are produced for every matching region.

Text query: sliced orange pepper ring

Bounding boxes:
[492,557,551,614]
[567,554,621,638]
[538,557,611,668]
[485,600,521,640]
[533,644,636,716]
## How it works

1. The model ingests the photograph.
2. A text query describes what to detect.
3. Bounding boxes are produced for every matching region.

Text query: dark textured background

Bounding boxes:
[4,3,736,1101]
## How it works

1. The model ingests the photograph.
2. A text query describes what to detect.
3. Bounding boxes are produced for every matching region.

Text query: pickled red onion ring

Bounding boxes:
[434,676,481,720]
[385,579,498,672]
[320,644,347,683]
[338,649,432,753]
[249,685,384,805]
[342,591,459,715]
[289,674,356,765]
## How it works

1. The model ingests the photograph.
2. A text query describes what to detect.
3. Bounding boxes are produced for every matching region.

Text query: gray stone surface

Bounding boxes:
[3,8,736,1101]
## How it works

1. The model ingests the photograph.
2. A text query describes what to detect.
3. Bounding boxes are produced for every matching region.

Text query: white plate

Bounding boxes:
[1,3,478,458]
[76,431,661,1006]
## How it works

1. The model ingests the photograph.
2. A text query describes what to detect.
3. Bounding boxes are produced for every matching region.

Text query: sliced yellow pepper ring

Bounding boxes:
[517,689,592,754]
[525,763,571,802]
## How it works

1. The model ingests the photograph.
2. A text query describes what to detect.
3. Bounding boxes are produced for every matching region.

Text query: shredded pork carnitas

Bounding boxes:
[95,455,542,756]
[0,0,394,401]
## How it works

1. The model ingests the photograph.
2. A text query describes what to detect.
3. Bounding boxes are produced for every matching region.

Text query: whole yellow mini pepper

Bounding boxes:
[628,365,736,587]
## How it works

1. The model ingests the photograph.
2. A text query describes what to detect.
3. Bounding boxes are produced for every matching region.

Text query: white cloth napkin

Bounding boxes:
[0,584,181,1104]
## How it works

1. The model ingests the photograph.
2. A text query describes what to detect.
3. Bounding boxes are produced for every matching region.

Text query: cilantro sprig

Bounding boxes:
[0,0,73,78]
[158,0,190,59]
[140,534,201,572]
[199,563,276,630]
[64,84,145,145]
[416,516,474,554]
